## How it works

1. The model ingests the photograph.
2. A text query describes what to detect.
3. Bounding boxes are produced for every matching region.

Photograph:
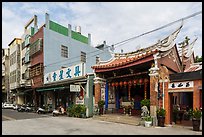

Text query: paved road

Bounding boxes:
[2,109,52,121]
[2,113,202,135]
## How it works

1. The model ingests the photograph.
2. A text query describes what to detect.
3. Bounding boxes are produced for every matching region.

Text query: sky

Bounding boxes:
[2,2,202,57]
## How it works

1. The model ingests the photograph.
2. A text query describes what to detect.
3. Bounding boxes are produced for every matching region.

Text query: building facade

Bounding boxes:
[8,38,22,104]
[92,23,202,125]
[2,48,10,102]
[28,13,112,117]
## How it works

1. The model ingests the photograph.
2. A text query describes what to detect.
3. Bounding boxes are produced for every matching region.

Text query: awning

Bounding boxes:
[36,86,65,92]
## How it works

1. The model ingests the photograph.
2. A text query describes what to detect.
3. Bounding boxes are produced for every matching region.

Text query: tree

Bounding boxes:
[195,56,202,63]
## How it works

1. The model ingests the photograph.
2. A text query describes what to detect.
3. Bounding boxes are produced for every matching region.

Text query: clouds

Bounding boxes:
[2,2,202,56]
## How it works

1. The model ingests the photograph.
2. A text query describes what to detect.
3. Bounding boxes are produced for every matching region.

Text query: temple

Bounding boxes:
[92,23,202,125]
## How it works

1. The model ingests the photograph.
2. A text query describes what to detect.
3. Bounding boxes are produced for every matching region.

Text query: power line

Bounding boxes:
[112,10,202,48]
[44,11,202,68]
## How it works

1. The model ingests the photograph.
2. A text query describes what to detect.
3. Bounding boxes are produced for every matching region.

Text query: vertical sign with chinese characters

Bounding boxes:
[44,63,85,84]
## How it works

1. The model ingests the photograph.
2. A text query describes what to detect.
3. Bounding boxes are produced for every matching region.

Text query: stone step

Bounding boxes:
[93,115,141,126]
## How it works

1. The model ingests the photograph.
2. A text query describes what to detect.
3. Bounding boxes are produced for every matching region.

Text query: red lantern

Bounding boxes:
[124,81,127,86]
[119,81,123,87]
[115,82,119,87]
[133,79,138,86]
[139,78,143,85]
[111,82,115,87]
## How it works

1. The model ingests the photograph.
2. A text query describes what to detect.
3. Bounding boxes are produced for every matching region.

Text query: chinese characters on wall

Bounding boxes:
[44,63,85,84]
[169,81,193,89]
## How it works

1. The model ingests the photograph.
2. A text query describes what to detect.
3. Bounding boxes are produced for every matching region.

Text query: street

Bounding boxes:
[2,109,202,135]
[2,108,51,121]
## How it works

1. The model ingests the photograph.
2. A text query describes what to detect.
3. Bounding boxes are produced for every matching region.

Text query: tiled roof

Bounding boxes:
[184,62,202,72]
[92,49,157,69]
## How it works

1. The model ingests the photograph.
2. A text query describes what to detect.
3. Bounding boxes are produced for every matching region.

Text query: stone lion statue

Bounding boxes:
[141,106,149,117]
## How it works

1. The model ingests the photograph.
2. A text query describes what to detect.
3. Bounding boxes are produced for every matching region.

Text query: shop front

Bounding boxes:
[36,63,94,117]
[169,69,202,126]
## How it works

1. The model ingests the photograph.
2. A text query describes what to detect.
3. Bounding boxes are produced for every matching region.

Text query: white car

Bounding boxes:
[3,102,14,109]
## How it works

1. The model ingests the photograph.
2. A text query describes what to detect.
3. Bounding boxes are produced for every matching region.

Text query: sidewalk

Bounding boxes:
[92,113,201,132]
[92,114,141,126]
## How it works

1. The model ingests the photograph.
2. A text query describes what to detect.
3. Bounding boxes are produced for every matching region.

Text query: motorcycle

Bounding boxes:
[17,104,26,112]
[37,107,46,114]
[52,106,66,116]
[25,104,34,112]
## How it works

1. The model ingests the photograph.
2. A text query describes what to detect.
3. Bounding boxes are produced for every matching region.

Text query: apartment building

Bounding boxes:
[29,13,113,117]
[2,48,10,102]
[8,38,22,104]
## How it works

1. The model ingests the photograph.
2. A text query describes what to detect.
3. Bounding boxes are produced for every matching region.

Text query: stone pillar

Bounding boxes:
[93,77,106,105]
[164,80,170,125]
[149,62,160,126]
[94,83,101,105]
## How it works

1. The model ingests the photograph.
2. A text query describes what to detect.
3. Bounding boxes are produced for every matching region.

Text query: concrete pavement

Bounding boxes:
[2,116,202,135]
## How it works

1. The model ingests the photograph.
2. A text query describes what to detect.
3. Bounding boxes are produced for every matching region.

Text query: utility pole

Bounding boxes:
[178,36,190,72]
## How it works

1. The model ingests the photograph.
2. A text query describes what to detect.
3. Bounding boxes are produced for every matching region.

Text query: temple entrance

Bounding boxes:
[170,92,193,126]
[111,77,150,116]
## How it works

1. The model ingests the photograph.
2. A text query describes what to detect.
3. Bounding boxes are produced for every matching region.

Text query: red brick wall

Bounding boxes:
[94,83,101,105]
[32,75,43,88]
[150,76,158,106]
[30,26,44,88]
[193,79,202,109]
[164,82,170,125]
[31,53,43,66]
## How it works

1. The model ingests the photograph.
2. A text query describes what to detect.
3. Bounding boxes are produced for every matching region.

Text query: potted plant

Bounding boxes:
[144,116,152,127]
[140,99,150,110]
[173,105,179,124]
[157,108,166,127]
[98,100,105,115]
[191,108,202,131]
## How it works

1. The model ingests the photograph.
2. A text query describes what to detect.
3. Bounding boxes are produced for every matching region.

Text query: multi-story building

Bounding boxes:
[29,13,112,117]
[19,15,38,105]
[2,48,10,102]
[8,38,22,104]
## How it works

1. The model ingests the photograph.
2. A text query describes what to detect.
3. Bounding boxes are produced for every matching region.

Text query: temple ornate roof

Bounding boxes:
[92,23,183,70]
[184,62,202,72]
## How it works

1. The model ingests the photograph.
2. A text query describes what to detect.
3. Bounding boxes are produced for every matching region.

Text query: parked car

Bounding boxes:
[3,102,15,109]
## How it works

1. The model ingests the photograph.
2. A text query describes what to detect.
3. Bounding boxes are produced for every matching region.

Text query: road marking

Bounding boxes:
[2,115,16,120]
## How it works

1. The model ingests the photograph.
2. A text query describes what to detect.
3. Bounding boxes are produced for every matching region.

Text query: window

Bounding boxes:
[29,63,43,78]
[30,39,42,57]
[61,45,68,58]
[10,51,16,66]
[81,51,86,63]
[10,70,16,83]
[22,57,25,65]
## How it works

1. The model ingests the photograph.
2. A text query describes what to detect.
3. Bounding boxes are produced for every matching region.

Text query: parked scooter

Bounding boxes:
[17,104,26,112]
[25,104,34,112]
[52,106,66,116]
[37,106,46,114]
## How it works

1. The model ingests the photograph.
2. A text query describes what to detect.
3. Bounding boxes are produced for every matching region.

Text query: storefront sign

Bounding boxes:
[76,97,84,104]
[44,63,85,84]
[70,85,80,92]
[168,81,193,89]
